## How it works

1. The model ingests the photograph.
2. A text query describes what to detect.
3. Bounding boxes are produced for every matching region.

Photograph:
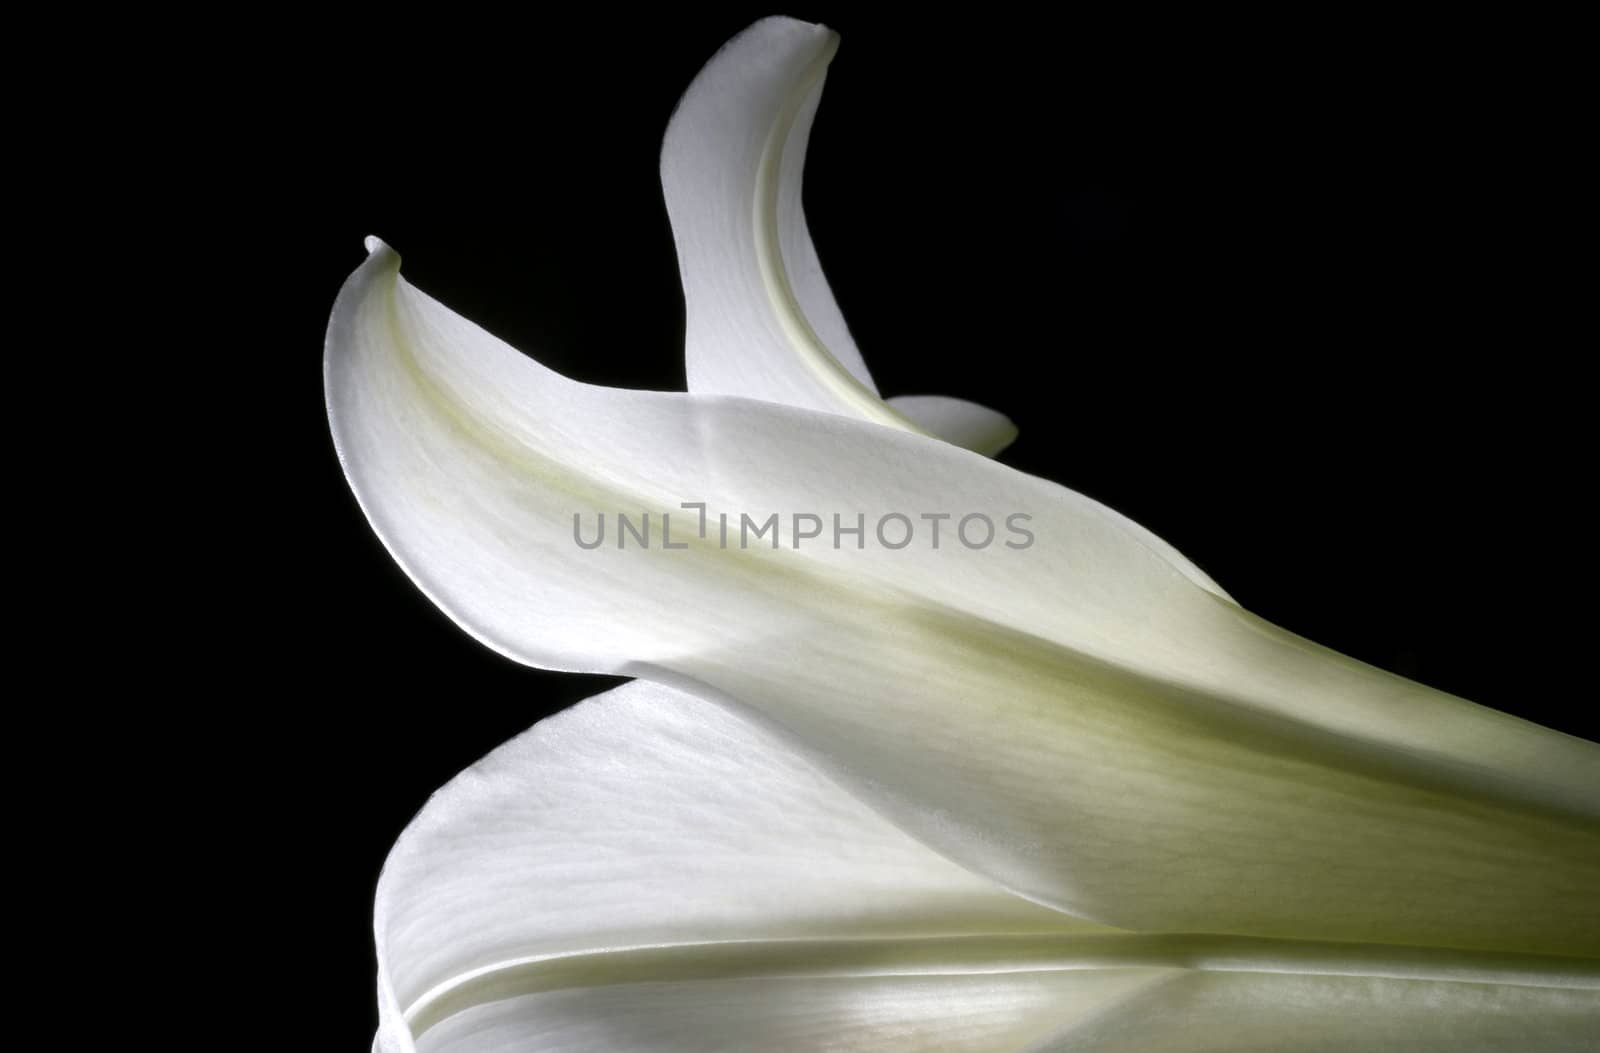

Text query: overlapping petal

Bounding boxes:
[373,683,1599,1051]
[374,679,1118,1051]
[328,238,1600,963]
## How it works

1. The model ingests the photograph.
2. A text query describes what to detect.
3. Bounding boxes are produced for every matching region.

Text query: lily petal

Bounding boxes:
[375,678,1114,1051]
[886,396,1019,458]
[329,240,1600,959]
[661,17,1016,453]
[1029,972,1600,1051]
[378,678,1600,1050]
[375,679,1099,1042]
[412,972,1171,1052]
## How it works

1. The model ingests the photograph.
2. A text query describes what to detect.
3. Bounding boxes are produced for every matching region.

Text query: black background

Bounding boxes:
[210,9,1591,1045]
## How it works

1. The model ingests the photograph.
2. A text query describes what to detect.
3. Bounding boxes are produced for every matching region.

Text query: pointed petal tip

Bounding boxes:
[358,236,401,276]
[363,235,401,266]
[734,15,840,63]
[753,14,836,39]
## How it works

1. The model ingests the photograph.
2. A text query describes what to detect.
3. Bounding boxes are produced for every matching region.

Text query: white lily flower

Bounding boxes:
[326,16,1600,1052]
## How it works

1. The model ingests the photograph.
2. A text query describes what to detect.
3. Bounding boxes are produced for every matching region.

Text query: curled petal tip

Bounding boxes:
[758,14,835,38]
[361,236,401,272]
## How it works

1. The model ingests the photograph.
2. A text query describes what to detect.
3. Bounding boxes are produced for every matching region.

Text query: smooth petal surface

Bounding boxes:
[375,679,1099,1051]
[886,396,1018,458]
[375,681,1598,1050]
[414,972,1170,1053]
[329,240,1600,959]
[662,17,1016,453]
[1029,972,1600,1051]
